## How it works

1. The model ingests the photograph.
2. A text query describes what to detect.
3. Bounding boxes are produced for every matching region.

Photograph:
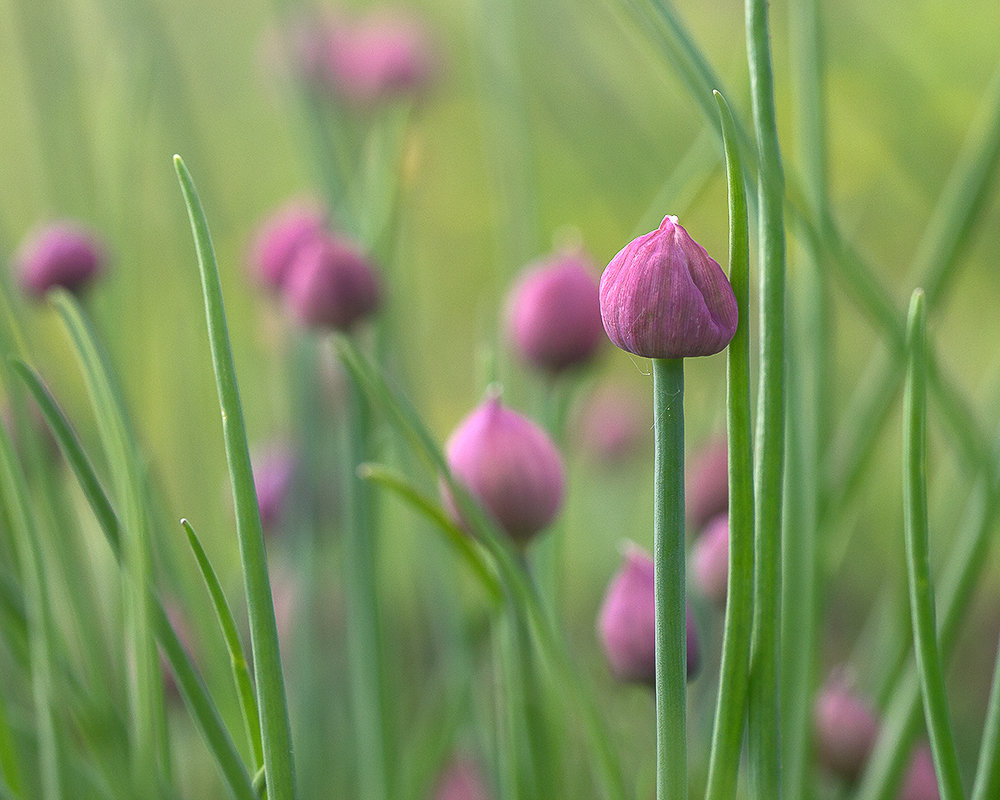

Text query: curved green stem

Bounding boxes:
[651,357,686,800]
[902,290,964,800]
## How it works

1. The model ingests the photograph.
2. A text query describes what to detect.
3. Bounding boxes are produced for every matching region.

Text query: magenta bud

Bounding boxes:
[504,249,603,373]
[599,215,737,359]
[443,394,565,545]
[597,545,699,686]
[691,514,729,606]
[325,11,434,106]
[686,435,729,532]
[433,755,493,800]
[572,383,648,463]
[813,674,880,782]
[283,233,382,331]
[16,221,106,298]
[250,202,326,293]
[252,442,297,532]
[897,743,940,800]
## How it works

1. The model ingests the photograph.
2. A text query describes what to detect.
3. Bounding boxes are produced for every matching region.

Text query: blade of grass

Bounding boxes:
[174,154,296,800]
[901,290,964,800]
[181,519,264,772]
[9,360,258,800]
[703,90,754,800]
[971,633,1000,800]
[0,679,22,797]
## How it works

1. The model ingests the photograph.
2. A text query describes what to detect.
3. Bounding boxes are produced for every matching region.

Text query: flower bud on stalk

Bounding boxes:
[442,393,564,546]
[813,674,880,782]
[250,202,326,293]
[16,221,107,298]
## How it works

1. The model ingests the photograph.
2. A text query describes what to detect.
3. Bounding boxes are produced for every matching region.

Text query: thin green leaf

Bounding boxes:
[174,154,296,800]
[181,519,264,771]
[971,634,1000,800]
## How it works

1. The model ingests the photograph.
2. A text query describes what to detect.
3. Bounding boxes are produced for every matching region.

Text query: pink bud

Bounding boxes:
[504,249,603,374]
[16,221,106,298]
[597,545,700,686]
[813,674,880,782]
[252,442,298,532]
[443,395,565,545]
[897,743,940,800]
[283,233,382,331]
[686,436,729,532]
[250,202,326,293]
[433,755,493,800]
[572,383,648,463]
[691,514,729,606]
[599,216,737,359]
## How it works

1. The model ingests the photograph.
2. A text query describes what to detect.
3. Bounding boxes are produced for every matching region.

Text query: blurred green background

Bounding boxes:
[2,0,1000,793]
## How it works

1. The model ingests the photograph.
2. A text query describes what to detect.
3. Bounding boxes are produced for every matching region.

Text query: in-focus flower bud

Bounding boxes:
[325,11,434,107]
[283,232,382,331]
[813,674,880,782]
[897,743,940,800]
[686,435,729,532]
[599,215,737,359]
[252,442,298,533]
[597,545,700,686]
[443,394,564,545]
[504,249,603,374]
[433,755,493,800]
[250,202,326,293]
[16,221,106,298]
[691,514,729,606]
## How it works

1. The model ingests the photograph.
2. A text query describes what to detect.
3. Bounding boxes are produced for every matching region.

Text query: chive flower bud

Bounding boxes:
[573,383,648,463]
[433,755,493,800]
[15,221,106,298]
[597,545,700,685]
[691,514,729,606]
[443,394,565,545]
[252,442,298,533]
[283,232,382,330]
[813,674,880,782]
[599,215,737,359]
[504,249,603,374]
[250,202,326,293]
[686,435,729,531]
[897,743,940,800]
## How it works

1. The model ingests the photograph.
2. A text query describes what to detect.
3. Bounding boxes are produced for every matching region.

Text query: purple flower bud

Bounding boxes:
[813,674,880,782]
[897,743,940,800]
[250,202,326,293]
[691,514,729,606]
[252,442,298,532]
[572,383,648,463]
[597,545,700,686]
[282,232,382,331]
[325,11,434,107]
[16,221,106,298]
[504,249,603,373]
[433,755,493,800]
[686,435,729,532]
[599,215,737,359]
[443,394,565,545]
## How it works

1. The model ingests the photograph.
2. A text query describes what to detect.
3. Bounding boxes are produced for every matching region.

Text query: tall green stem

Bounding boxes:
[651,357,686,800]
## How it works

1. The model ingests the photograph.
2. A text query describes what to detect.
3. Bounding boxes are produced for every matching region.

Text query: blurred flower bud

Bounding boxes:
[597,545,699,686]
[16,221,106,298]
[252,442,298,532]
[686,435,728,532]
[250,202,326,293]
[433,755,493,800]
[572,383,648,463]
[814,673,880,782]
[897,743,940,800]
[283,232,382,331]
[599,215,737,359]
[443,393,565,545]
[691,514,728,606]
[504,249,603,374]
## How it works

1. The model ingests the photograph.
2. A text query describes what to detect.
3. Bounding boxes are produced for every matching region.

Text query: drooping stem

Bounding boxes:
[651,357,686,800]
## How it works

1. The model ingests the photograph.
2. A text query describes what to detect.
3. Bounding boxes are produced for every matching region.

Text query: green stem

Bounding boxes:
[704,90,754,800]
[902,290,964,800]
[174,155,296,800]
[651,357,686,800]
[971,634,1000,800]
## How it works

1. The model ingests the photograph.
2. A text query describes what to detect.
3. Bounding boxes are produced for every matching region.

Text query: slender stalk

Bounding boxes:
[901,290,964,800]
[971,634,1000,800]
[174,155,297,800]
[651,357,686,800]
[704,90,754,800]
[746,0,786,795]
